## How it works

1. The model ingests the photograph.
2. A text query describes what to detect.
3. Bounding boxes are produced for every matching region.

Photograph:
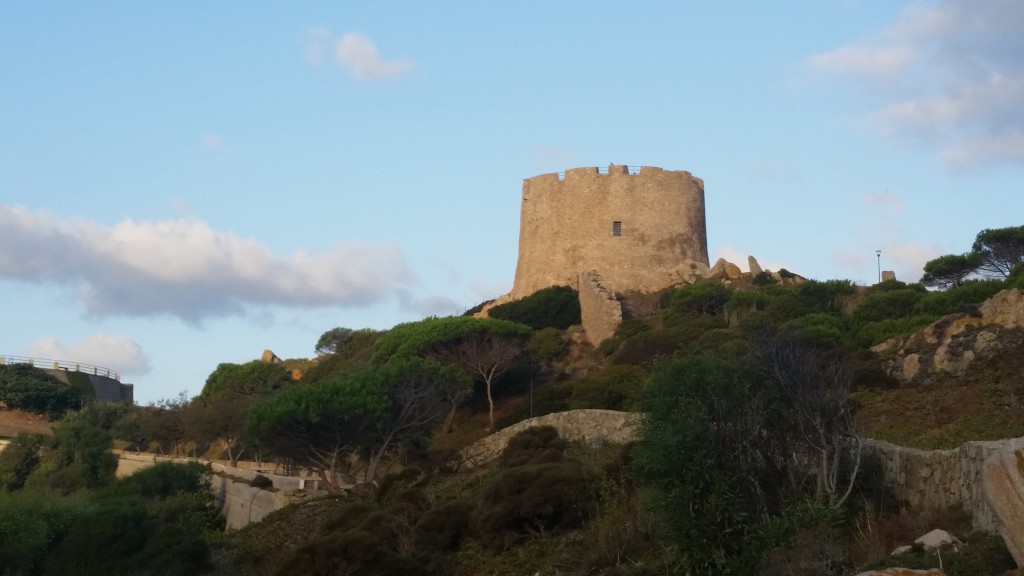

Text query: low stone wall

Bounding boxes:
[458,410,1018,541]
[863,438,1008,533]
[115,451,325,530]
[578,270,623,346]
[459,409,640,469]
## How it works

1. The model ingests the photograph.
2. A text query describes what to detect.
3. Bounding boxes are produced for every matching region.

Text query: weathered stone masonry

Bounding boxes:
[510,165,708,300]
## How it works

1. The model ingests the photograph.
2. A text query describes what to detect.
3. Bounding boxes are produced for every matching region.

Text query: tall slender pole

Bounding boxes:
[876,250,882,283]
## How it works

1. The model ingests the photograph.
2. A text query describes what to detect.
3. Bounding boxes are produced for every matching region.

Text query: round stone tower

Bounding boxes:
[509,164,708,299]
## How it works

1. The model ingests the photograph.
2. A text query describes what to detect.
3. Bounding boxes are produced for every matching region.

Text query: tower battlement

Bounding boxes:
[509,164,708,300]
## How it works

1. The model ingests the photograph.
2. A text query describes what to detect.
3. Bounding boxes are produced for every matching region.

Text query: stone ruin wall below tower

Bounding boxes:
[509,165,709,300]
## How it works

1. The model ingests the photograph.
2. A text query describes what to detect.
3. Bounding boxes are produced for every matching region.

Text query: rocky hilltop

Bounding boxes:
[872,288,1024,385]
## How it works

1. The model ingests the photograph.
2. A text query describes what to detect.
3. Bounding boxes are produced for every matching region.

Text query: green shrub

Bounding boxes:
[850,350,899,389]
[0,364,84,418]
[662,281,732,323]
[112,461,212,498]
[1007,262,1024,289]
[492,382,571,430]
[852,315,937,347]
[852,288,927,327]
[795,279,857,314]
[500,426,567,468]
[411,498,475,554]
[780,313,847,349]
[0,433,44,491]
[487,286,581,330]
[0,490,79,574]
[321,502,377,533]
[273,530,426,576]
[526,327,567,361]
[594,319,653,358]
[611,328,688,365]
[913,279,1005,317]
[250,474,273,489]
[569,365,647,411]
[471,461,591,551]
[375,467,429,505]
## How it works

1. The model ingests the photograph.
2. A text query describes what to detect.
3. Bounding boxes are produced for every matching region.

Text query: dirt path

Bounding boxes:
[0,409,55,437]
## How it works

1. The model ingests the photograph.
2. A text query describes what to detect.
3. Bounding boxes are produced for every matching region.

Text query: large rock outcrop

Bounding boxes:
[872,289,1024,385]
[982,437,1024,567]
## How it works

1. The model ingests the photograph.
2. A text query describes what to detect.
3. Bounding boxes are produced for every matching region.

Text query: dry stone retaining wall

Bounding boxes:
[459,409,640,469]
[459,411,1020,547]
[863,438,1006,533]
[577,270,623,346]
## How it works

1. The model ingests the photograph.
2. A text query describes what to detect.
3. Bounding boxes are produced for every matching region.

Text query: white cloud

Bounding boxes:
[335,33,414,80]
[200,133,221,151]
[396,290,463,318]
[713,245,788,274]
[469,278,512,301]
[745,163,803,185]
[0,204,414,322]
[831,192,942,283]
[26,333,151,376]
[863,191,905,213]
[810,0,1024,167]
[303,27,332,66]
[809,44,916,78]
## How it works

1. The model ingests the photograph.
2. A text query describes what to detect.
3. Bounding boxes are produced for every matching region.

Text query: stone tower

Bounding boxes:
[509,164,708,300]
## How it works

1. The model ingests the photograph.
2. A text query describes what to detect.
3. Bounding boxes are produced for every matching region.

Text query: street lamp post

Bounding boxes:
[876,250,882,283]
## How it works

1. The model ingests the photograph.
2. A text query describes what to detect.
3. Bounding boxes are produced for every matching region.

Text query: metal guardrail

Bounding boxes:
[0,355,120,382]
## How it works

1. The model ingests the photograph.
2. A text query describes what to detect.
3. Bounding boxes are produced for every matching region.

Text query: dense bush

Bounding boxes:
[912,279,1004,317]
[610,327,689,364]
[0,461,221,576]
[780,313,848,349]
[851,287,927,327]
[852,315,937,348]
[274,530,426,576]
[471,461,592,551]
[302,328,383,385]
[0,433,44,491]
[492,381,571,430]
[568,364,647,411]
[487,286,581,330]
[0,364,84,418]
[0,490,78,574]
[499,426,567,468]
[411,498,475,554]
[526,327,567,361]
[633,355,793,574]
[662,281,732,323]
[112,461,212,499]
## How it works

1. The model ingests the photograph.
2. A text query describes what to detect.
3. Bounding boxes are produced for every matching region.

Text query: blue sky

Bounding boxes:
[1,1,1021,403]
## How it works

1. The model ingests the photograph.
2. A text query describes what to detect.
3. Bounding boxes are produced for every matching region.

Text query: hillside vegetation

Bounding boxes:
[1,225,1023,575]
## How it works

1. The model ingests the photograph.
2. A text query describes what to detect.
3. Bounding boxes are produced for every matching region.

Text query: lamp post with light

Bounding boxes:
[876,250,882,284]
